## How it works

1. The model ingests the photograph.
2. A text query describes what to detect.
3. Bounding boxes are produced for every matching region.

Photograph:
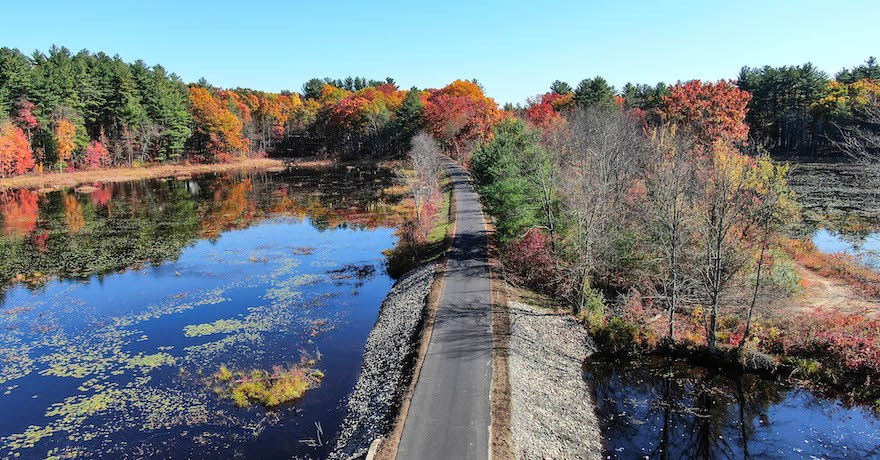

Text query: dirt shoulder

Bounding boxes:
[0,158,329,191]
[794,265,880,319]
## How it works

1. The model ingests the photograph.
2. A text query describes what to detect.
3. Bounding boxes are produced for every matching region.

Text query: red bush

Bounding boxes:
[83,141,110,168]
[502,229,557,294]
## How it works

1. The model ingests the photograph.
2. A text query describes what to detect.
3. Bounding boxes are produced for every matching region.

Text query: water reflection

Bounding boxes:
[587,356,880,459]
[0,164,411,459]
[0,164,410,289]
[812,228,880,269]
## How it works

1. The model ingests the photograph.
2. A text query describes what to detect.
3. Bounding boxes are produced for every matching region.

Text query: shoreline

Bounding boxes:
[0,157,335,192]
[328,262,438,459]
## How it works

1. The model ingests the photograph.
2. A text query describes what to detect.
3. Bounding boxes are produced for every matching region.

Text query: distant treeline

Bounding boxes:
[1,45,879,177]
[0,46,439,176]
[535,57,880,157]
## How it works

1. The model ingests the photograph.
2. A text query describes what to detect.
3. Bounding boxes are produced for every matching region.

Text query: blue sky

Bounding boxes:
[2,0,878,104]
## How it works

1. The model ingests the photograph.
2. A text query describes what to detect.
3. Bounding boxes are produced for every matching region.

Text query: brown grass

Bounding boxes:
[0,158,327,191]
[781,238,880,319]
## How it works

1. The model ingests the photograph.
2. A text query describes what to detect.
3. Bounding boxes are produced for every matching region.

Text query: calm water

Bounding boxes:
[0,164,409,458]
[812,228,880,269]
[789,162,880,267]
[587,356,880,459]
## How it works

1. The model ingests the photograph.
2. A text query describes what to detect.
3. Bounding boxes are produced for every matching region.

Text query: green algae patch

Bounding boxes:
[127,352,176,369]
[184,319,246,337]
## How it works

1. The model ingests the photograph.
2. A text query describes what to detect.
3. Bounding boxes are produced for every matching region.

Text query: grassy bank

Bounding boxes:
[0,157,318,191]
[385,173,454,278]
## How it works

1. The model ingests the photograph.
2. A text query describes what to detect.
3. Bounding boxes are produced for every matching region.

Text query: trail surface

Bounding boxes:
[397,160,492,459]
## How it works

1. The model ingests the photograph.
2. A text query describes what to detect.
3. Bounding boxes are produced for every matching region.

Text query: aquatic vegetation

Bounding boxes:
[184,319,246,337]
[216,365,324,408]
[0,167,401,457]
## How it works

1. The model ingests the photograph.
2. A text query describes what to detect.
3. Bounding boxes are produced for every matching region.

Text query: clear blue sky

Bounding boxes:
[2,0,878,104]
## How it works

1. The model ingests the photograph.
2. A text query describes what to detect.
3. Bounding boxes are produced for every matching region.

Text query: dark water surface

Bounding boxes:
[587,356,880,459]
[0,164,408,458]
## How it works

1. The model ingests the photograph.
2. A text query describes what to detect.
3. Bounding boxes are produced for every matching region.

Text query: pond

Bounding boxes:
[0,164,410,459]
[789,161,880,266]
[587,356,880,459]
[812,228,880,269]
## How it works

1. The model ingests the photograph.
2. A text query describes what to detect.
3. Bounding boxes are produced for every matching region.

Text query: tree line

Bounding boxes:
[2,45,878,180]
[534,57,880,157]
[0,46,507,177]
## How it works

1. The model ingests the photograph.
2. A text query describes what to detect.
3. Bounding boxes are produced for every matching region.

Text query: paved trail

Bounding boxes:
[396,160,493,459]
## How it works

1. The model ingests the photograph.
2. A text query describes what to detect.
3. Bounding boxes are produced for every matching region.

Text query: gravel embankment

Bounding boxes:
[507,301,602,460]
[329,262,438,459]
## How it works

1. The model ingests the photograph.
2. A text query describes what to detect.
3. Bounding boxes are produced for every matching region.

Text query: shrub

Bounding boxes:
[590,316,642,356]
[502,229,556,294]
[83,141,110,168]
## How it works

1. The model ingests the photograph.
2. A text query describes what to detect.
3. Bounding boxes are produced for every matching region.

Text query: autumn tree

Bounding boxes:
[695,143,756,352]
[54,117,78,165]
[188,86,248,162]
[0,121,35,176]
[12,98,39,140]
[661,80,752,149]
[739,153,795,346]
[83,140,111,168]
[424,80,502,162]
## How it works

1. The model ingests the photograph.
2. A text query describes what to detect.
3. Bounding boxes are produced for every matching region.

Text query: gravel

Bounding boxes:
[507,301,602,460]
[329,262,438,460]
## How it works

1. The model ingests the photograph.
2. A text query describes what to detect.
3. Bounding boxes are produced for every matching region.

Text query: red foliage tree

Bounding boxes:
[13,98,39,139]
[0,121,36,177]
[83,140,111,168]
[525,93,574,132]
[424,80,502,160]
[660,80,752,148]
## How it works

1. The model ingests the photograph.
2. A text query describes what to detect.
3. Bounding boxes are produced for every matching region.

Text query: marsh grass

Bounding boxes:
[213,365,324,408]
[211,352,324,408]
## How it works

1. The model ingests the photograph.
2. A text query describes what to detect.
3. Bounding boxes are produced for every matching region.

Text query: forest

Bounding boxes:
[2,45,878,178]
[1,45,880,378]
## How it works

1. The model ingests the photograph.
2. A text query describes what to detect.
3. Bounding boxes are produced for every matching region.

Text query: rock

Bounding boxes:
[507,301,602,460]
[329,263,437,459]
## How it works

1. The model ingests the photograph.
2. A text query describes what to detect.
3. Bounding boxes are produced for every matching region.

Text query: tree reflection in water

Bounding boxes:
[587,356,880,459]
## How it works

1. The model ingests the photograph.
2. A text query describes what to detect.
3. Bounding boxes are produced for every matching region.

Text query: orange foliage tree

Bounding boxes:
[0,122,36,176]
[661,80,752,148]
[188,87,249,162]
[424,80,502,160]
[54,118,78,165]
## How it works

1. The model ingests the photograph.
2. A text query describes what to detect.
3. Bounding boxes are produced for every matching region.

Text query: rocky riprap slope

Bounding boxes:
[329,263,437,459]
[507,300,602,460]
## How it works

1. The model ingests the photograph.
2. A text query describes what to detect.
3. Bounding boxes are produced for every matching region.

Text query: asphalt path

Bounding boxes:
[396,159,493,459]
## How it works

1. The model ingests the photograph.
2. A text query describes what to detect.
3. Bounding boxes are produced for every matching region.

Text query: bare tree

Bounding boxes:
[407,132,443,231]
[836,101,880,176]
[558,107,648,313]
[642,126,699,341]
